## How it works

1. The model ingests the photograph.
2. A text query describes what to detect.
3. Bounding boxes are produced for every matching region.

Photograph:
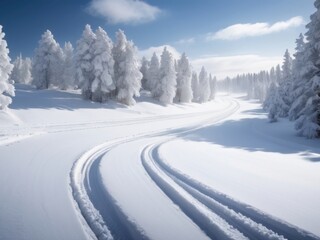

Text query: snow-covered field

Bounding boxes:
[0,84,319,240]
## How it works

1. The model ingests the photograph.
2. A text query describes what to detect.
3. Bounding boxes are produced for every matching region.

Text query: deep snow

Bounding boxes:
[0,84,319,240]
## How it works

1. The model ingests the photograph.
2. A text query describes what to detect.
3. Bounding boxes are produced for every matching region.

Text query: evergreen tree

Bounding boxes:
[176,53,193,103]
[0,25,14,109]
[11,54,32,84]
[158,47,177,104]
[32,30,64,89]
[198,66,210,103]
[209,75,217,101]
[191,71,199,102]
[289,34,307,120]
[295,0,320,138]
[140,57,149,90]
[147,53,161,97]
[263,82,277,111]
[275,64,282,84]
[60,42,75,90]
[113,30,142,105]
[76,24,96,98]
[268,50,293,120]
[91,27,115,102]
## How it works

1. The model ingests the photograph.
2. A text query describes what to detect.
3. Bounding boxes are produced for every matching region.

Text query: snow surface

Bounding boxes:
[0,84,319,240]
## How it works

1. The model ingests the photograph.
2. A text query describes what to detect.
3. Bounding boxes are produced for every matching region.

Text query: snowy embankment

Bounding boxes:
[1,85,319,240]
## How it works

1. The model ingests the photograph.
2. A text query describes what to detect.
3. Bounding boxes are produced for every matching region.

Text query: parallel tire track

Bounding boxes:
[69,99,240,240]
[141,142,320,240]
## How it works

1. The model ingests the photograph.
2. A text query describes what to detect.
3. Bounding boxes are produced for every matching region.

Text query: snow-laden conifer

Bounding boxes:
[191,71,199,102]
[140,57,149,90]
[76,25,96,98]
[158,47,177,104]
[32,30,64,89]
[60,42,75,90]
[209,74,217,101]
[0,25,14,109]
[113,30,142,105]
[198,66,210,103]
[176,53,192,103]
[147,53,161,97]
[90,27,115,102]
[11,54,32,84]
[294,0,320,138]
[288,34,307,120]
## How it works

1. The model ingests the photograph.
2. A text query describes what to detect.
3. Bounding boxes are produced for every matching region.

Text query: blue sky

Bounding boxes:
[0,0,315,78]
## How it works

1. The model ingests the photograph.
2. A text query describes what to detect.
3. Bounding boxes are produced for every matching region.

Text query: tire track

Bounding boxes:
[141,142,320,240]
[69,99,240,240]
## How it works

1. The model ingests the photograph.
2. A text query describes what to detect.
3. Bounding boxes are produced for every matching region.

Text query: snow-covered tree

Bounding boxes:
[275,64,282,84]
[113,30,142,105]
[158,47,177,104]
[32,30,64,89]
[288,34,307,120]
[11,54,32,84]
[60,42,75,90]
[191,71,199,102]
[0,25,14,109]
[267,50,293,120]
[147,52,160,97]
[263,82,277,111]
[75,25,96,99]
[176,53,192,103]
[90,27,115,102]
[209,74,217,100]
[198,66,210,103]
[294,0,320,138]
[140,57,149,90]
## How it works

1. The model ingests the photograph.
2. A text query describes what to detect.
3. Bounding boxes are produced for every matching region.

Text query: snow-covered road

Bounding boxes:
[0,86,319,240]
[73,99,239,240]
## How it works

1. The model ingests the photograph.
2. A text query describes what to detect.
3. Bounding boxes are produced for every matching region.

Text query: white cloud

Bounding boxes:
[191,55,282,80]
[139,45,181,60]
[88,0,161,25]
[175,38,195,44]
[207,16,304,41]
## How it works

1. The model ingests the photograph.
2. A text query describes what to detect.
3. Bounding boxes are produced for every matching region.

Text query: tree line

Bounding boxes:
[219,0,320,138]
[0,25,217,109]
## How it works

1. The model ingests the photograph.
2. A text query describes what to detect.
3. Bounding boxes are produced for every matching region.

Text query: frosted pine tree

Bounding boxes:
[209,75,217,101]
[11,55,32,84]
[176,53,192,103]
[91,27,115,102]
[191,71,199,102]
[60,42,75,90]
[263,82,277,111]
[269,67,276,84]
[147,53,161,97]
[158,47,177,104]
[76,25,96,99]
[113,30,142,105]
[295,0,320,138]
[198,66,210,103]
[0,25,14,109]
[32,30,64,89]
[275,64,282,84]
[11,55,23,84]
[140,57,149,90]
[21,57,32,84]
[288,34,307,120]
[268,50,292,120]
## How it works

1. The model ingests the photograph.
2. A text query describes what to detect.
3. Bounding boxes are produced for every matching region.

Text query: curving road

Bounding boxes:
[1,96,318,240]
